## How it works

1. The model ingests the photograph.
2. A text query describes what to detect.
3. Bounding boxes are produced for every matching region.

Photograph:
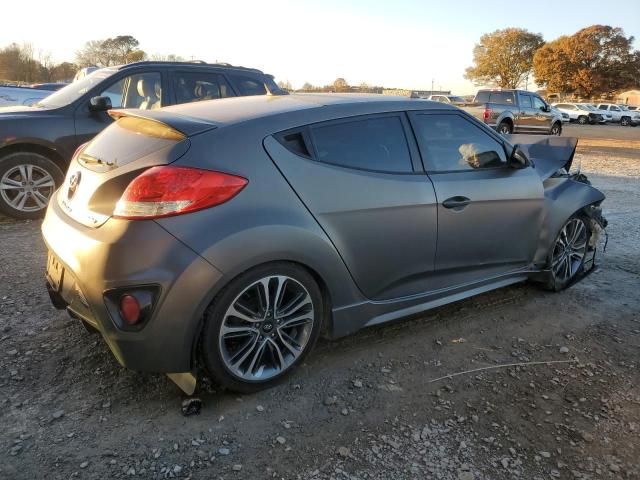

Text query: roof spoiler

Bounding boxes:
[108,109,218,137]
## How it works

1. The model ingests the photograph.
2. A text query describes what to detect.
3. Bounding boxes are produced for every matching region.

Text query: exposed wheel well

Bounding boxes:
[0,143,68,173]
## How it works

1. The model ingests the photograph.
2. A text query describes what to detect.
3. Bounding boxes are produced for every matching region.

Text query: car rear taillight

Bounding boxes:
[482,107,492,122]
[113,166,248,219]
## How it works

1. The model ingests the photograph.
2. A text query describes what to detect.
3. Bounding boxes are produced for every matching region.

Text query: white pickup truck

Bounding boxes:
[0,85,53,107]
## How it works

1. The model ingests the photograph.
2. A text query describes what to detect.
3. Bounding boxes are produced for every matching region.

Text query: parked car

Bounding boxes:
[552,103,606,124]
[549,105,570,123]
[461,89,563,135]
[0,85,54,107]
[42,94,607,393]
[0,61,286,219]
[427,94,468,106]
[626,106,638,111]
[596,103,640,126]
[581,103,613,123]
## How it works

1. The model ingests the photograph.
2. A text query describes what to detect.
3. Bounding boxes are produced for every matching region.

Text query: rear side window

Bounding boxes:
[310,116,412,173]
[227,74,267,96]
[519,94,532,108]
[174,72,235,104]
[411,113,507,172]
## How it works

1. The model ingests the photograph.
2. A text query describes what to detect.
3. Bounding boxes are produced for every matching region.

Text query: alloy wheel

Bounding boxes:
[219,275,315,381]
[551,218,587,283]
[0,164,55,213]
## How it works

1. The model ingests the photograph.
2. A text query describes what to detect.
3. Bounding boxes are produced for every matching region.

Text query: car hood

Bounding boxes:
[507,135,578,180]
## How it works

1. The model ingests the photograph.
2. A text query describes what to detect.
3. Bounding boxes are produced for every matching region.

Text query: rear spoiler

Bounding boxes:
[109,109,218,137]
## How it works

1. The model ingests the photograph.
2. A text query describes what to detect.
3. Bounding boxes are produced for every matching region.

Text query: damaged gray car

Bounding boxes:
[42,95,607,393]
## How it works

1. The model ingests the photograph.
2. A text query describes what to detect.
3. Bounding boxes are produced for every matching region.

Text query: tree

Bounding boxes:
[150,53,185,61]
[75,36,146,67]
[333,77,349,92]
[50,62,78,81]
[465,28,544,88]
[277,80,293,91]
[300,82,315,91]
[533,25,640,98]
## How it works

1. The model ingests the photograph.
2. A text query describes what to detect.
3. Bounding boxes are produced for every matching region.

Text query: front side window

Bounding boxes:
[610,105,620,111]
[310,115,412,173]
[532,96,546,110]
[598,105,607,110]
[412,114,507,172]
[227,74,267,96]
[99,72,162,110]
[174,72,235,104]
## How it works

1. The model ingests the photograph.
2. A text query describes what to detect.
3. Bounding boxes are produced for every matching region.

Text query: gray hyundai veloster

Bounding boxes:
[42,94,607,393]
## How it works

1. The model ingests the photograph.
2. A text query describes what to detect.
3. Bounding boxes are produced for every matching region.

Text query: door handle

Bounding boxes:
[442,196,471,211]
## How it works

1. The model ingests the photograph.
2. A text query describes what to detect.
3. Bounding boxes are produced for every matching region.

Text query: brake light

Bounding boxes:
[119,295,141,325]
[113,166,248,219]
[483,107,492,122]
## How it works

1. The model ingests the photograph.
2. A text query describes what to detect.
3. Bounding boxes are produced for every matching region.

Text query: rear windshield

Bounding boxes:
[79,116,185,172]
[475,91,514,105]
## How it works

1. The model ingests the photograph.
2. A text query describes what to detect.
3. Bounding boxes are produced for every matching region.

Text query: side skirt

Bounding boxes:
[329,271,533,338]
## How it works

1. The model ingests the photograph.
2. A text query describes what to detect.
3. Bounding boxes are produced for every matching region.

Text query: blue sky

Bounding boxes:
[1,0,638,94]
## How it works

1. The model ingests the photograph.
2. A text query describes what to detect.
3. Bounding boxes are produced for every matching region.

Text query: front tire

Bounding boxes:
[577,115,588,125]
[550,122,562,136]
[0,151,64,220]
[201,263,323,393]
[620,116,630,126]
[544,215,590,291]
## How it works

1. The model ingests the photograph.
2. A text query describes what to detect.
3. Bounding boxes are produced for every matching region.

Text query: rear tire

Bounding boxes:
[0,151,64,220]
[496,121,512,135]
[200,262,323,393]
[544,215,591,291]
[577,116,587,125]
[620,116,630,126]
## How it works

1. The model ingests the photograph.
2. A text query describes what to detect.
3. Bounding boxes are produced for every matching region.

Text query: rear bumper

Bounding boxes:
[41,198,223,373]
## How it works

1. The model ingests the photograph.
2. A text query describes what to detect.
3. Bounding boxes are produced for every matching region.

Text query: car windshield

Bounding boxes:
[36,68,118,108]
[576,105,590,111]
[449,96,466,103]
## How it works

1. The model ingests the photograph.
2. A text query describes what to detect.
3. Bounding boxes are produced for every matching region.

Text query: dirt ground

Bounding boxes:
[1,136,639,480]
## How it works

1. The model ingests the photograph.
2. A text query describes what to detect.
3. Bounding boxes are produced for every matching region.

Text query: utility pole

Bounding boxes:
[431,78,434,94]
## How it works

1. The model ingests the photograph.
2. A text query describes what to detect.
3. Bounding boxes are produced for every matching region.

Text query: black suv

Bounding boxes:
[0,61,286,219]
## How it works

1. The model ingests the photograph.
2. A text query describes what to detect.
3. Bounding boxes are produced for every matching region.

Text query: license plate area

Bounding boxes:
[46,252,64,292]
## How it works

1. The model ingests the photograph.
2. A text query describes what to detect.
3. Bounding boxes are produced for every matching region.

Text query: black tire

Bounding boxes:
[0,151,64,220]
[201,262,324,393]
[550,122,562,136]
[496,121,513,135]
[577,115,588,125]
[620,116,630,126]
[544,214,591,292]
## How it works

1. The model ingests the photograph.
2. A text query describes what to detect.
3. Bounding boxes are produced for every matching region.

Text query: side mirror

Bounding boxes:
[508,145,529,169]
[542,105,550,112]
[88,96,112,112]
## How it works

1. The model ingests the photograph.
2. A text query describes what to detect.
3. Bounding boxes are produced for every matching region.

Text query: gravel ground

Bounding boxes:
[1,140,639,479]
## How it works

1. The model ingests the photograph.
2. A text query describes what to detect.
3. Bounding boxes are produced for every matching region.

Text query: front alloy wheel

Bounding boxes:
[547,216,589,290]
[202,263,322,393]
[621,117,630,126]
[550,123,562,136]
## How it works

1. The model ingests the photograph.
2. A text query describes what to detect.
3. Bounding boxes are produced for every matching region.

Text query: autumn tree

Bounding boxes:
[465,28,544,88]
[76,36,146,67]
[533,25,640,98]
[333,77,349,92]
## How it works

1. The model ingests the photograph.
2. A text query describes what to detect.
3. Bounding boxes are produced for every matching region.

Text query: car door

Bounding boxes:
[408,111,544,289]
[531,95,553,131]
[517,92,536,132]
[263,113,438,301]
[73,70,165,148]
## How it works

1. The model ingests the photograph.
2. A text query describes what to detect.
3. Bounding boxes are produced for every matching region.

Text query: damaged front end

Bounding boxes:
[509,135,609,285]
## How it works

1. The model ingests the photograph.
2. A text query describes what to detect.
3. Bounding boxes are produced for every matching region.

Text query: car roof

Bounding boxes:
[159,93,452,126]
[115,61,266,75]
